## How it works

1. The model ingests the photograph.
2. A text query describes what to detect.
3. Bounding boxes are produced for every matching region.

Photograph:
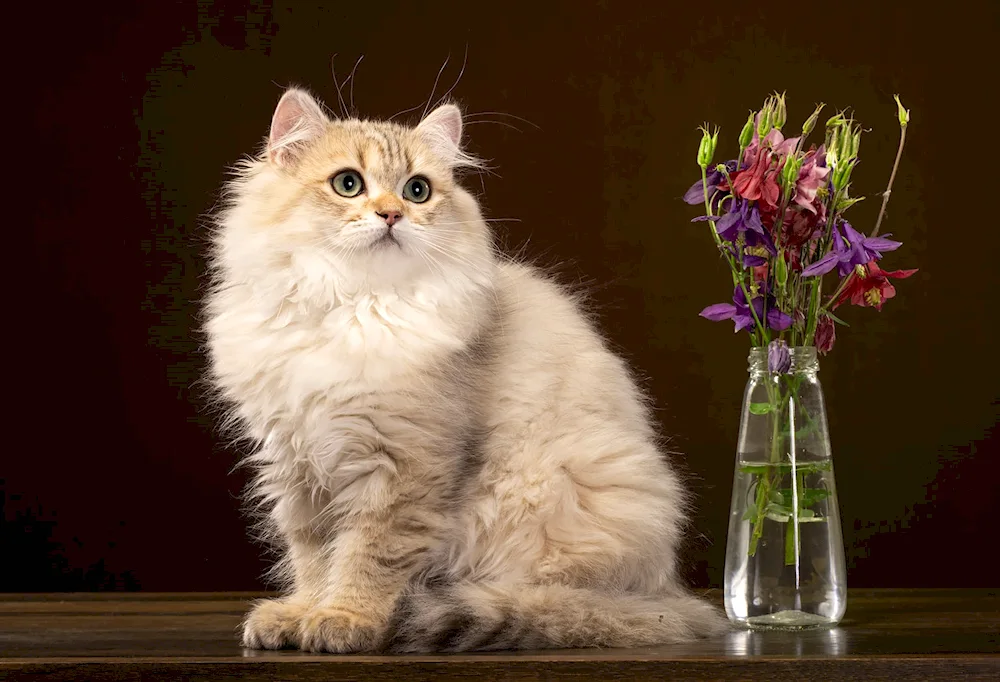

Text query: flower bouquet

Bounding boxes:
[684,94,916,628]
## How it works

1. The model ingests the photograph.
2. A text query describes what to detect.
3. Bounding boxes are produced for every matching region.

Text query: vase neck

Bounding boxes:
[748,346,819,376]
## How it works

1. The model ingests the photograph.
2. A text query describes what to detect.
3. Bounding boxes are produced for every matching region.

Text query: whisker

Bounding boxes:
[330,54,350,118]
[421,53,451,121]
[388,101,427,122]
[347,55,364,114]
[414,236,505,326]
[464,120,522,133]
[464,111,541,130]
[432,43,468,110]
[431,218,523,226]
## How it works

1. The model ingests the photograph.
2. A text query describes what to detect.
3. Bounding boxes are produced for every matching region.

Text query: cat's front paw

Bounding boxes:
[241,598,308,650]
[299,606,383,653]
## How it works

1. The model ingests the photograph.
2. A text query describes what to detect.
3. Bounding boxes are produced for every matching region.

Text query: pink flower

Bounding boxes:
[741,121,800,167]
[732,148,781,209]
[794,145,830,214]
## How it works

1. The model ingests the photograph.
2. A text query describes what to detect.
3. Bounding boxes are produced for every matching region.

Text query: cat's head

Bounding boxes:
[225,87,493,293]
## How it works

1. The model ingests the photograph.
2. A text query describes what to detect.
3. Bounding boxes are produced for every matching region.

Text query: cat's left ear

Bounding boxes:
[416,104,465,166]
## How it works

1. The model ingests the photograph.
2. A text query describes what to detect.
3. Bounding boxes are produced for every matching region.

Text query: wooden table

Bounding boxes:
[0,589,996,680]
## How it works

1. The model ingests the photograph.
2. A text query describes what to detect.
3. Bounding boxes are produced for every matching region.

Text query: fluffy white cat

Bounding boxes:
[203,86,724,652]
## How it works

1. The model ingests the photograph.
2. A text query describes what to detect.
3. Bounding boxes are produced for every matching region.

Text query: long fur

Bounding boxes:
[203,86,725,653]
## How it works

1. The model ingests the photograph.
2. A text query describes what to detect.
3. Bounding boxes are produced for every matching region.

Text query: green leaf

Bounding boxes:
[780,424,817,440]
[749,402,774,415]
[765,502,793,521]
[801,488,832,507]
[826,310,851,327]
[739,461,832,475]
[777,487,831,510]
[836,195,865,211]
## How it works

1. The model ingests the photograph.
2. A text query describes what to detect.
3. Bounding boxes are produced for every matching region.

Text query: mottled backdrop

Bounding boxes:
[6,0,997,590]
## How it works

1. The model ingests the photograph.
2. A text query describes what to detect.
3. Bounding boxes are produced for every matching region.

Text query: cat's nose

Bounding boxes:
[376,210,402,227]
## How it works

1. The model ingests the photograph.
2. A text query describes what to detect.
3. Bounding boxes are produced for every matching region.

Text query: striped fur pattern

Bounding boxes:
[203,86,726,653]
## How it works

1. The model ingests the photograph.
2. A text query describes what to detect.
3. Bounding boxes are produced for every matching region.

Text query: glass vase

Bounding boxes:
[723,346,847,629]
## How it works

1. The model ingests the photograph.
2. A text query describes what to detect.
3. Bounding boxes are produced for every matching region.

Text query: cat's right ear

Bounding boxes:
[267,88,328,167]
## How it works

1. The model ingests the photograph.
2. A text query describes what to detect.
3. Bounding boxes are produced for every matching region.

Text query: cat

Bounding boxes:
[203,85,725,653]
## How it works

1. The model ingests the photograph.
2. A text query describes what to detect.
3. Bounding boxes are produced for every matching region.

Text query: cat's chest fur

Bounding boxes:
[208,266,487,441]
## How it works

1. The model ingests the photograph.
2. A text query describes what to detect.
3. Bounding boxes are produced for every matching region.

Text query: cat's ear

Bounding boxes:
[267,88,328,167]
[416,104,470,168]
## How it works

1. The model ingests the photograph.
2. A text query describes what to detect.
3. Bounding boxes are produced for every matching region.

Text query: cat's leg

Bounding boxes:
[287,448,449,654]
[242,497,330,649]
[298,506,439,653]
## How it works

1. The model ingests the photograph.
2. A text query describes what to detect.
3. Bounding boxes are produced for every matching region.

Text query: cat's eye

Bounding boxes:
[402,176,432,204]
[331,170,365,198]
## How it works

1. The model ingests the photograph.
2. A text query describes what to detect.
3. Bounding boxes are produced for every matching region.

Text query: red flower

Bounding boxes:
[731,148,781,209]
[787,245,803,273]
[834,260,918,311]
[782,208,823,248]
[815,314,836,355]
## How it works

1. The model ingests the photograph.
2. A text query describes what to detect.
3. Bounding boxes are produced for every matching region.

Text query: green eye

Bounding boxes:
[331,170,364,197]
[402,176,432,203]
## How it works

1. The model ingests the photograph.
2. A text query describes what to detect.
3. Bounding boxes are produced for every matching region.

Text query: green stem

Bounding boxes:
[700,167,770,345]
[871,125,907,237]
[804,279,823,345]
[820,271,855,314]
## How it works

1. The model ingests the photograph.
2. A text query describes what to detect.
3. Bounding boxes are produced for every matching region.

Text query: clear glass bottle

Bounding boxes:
[724,346,847,629]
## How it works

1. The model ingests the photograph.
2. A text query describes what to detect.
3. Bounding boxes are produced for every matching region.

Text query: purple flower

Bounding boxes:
[714,199,777,265]
[843,222,902,263]
[683,159,738,205]
[801,222,903,278]
[768,339,791,374]
[700,285,793,333]
[801,225,853,277]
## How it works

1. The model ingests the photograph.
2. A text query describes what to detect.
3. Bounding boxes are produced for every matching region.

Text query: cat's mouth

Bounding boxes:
[372,230,402,249]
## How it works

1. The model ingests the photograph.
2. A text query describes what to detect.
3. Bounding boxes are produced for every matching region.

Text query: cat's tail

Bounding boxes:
[383,581,727,653]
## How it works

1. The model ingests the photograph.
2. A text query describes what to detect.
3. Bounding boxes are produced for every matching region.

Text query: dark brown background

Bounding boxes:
[6,0,997,592]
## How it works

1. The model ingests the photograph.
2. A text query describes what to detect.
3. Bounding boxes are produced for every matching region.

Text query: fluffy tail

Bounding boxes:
[383,581,727,653]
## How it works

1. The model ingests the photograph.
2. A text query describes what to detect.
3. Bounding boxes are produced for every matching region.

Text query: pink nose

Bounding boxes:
[377,210,402,227]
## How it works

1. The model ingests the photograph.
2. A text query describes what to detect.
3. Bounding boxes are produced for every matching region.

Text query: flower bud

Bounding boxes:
[775,250,788,288]
[780,154,803,189]
[893,94,910,128]
[832,160,855,192]
[815,315,836,355]
[826,128,840,167]
[758,98,774,138]
[772,92,787,130]
[826,113,847,128]
[697,125,717,169]
[850,125,861,159]
[838,120,854,161]
[767,339,791,374]
[738,111,755,149]
[802,102,825,136]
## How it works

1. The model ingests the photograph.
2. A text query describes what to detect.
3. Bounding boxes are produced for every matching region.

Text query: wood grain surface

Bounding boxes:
[0,589,996,680]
